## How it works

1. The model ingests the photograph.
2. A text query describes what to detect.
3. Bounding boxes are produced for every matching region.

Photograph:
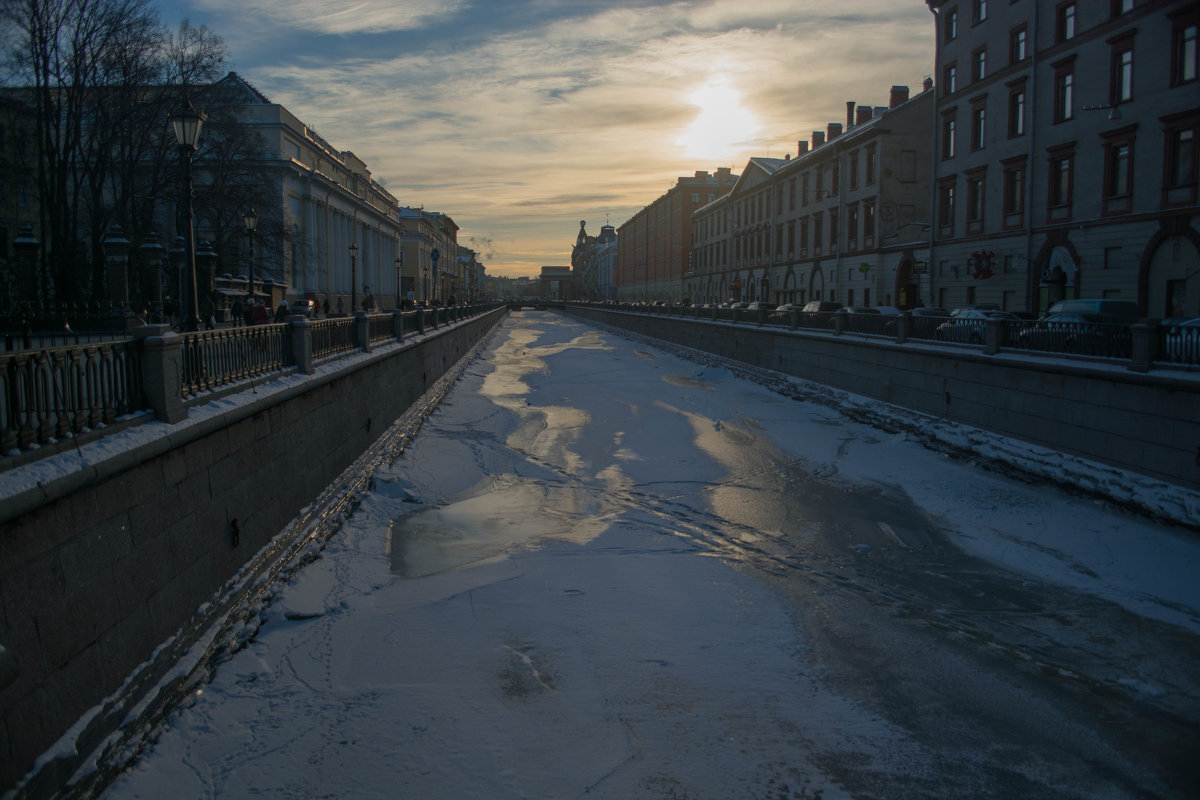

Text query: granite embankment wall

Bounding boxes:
[564,306,1200,494]
[0,307,506,796]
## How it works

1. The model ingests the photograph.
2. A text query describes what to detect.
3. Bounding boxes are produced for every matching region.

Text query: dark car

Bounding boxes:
[1015,312,1123,354]
[802,300,842,313]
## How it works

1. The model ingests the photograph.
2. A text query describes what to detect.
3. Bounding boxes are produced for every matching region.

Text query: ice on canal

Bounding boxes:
[103,311,1200,799]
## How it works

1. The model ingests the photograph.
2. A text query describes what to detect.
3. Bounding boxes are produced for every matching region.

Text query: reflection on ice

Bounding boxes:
[387,475,614,578]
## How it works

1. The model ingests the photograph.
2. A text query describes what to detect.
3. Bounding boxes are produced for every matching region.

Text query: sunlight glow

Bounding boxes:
[676,79,761,159]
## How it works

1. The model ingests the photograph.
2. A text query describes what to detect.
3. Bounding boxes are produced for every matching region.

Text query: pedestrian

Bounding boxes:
[200,295,216,330]
[231,299,243,327]
[336,297,345,316]
[250,301,269,325]
[313,299,322,318]
[274,299,289,322]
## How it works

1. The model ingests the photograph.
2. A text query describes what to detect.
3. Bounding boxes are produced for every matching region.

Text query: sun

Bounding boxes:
[676,79,761,159]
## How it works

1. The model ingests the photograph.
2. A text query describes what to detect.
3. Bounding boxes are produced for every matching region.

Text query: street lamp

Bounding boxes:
[244,208,258,306]
[394,254,402,308]
[349,241,358,313]
[169,97,206,331]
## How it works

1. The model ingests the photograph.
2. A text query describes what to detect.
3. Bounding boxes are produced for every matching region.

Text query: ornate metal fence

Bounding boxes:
[180,324,288,397]
[0,342,142,454]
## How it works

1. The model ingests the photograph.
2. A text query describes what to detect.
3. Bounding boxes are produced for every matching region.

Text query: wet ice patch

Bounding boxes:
[387,475,616,578]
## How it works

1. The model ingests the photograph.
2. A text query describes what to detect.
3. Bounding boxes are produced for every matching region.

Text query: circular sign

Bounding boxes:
[430,248,440,263]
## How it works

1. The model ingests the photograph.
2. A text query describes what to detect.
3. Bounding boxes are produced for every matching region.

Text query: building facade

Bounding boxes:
[617,167,736,302]
[693,85,935,308]
[926,0,1199,316]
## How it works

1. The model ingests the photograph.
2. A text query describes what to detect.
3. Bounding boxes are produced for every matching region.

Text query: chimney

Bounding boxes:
[846,101,856,130]
[797,140,809,155]
[784,153,790,161]
[856,105,873,126]
[889,85,910,108]
[923,76,934,93]
[695,170,710,180]
[812,130,825,149]
[827,122,842,142]
[875,106,888,119]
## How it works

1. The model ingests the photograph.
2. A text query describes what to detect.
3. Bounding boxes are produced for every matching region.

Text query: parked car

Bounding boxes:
[1041,299,1139,325]
[839,306,881,314]
[1164,317,1200,363]
[290,299,317,318]
[935,309,1020,343]
[909,307,951,318]
[801,300,842,313]
[1015,312,1122,353]
[872,306,904,315]
[746,302,777,311]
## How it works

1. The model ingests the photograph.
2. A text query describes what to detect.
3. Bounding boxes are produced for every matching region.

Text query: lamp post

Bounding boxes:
[394,255,402,308]
[244,208,258,306]
[349,241,358,313]
[169,98,206,331]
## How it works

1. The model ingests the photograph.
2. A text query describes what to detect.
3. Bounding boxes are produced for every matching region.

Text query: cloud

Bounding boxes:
[161,0,934,275]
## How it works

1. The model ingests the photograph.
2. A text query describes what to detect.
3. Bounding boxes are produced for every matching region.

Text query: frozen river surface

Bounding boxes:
[105,311,1200,799]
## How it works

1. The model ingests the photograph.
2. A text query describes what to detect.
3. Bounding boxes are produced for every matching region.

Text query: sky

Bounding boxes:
[89,310,1200,798]
[152,1,937,277]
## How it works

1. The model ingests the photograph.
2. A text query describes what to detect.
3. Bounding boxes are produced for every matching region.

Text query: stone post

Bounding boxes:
[195,239,218,310]
[416,309,425,335]
[788,310,799,329]
[288,317,313,374]
[12,224,39,307]
[392,310,405,342]
[833,309,847,335]
[139,232,164,323]
[102,226,131,313]
[134,324,185,423]
[984,318,1005,355]
[354,310,371,352]
[1128,320,1157,373]
[896,311,911,344]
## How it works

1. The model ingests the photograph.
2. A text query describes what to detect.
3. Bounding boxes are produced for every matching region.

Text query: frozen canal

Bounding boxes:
[105,311,1200,799]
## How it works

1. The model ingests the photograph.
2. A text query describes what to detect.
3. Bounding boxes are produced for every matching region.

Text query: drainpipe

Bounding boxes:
[927,3,940,308]
[1024,7,1040,313]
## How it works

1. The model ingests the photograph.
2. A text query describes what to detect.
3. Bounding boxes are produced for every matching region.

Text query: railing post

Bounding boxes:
[353,311,371,352]
[833,310,846,335]
[984,318,1004,355]
[134,324,186,423]
[416,309,425,335]
[1128,320,1157,373]
[896,311,911,343]
[392,310,405,342]
[288,317,314,374]
[788,310,798,329]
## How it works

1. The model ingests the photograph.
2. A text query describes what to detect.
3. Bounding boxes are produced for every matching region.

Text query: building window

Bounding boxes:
[942,111,957,159]
[1008,82,1026,137]
[829,212,839,251]
[691,192,700,203]
[788,178,796,211]
[966,169,986,233]
[1047,144,1075,220]
[846,203,858,249]
[801,173,809,206]
[1172,16,1198,86]
[944,63,958,96]
[1112,0,1134,16]
[1002,157,1026,228]
[971,102,986,151]
[863,200,876,242]
[938,179,957,234]
[1102,137,1133,214]
[1111,40,1134,105]
[799,215,809,254]
[972,47,987,82]
[849,150,859,190]
[813,213,823,252]
[946,7,958,42]
[865,145,876,185]
[974,0,987,24]
[1054,61,1075,123]
[1010,25,1028,64]
[1163,112,1199,206]
[1056,2,1076,43]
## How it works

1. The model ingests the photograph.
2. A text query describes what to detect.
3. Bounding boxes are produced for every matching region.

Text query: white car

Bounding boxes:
[1164,317,1200,363]
[935,309,1020,343]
